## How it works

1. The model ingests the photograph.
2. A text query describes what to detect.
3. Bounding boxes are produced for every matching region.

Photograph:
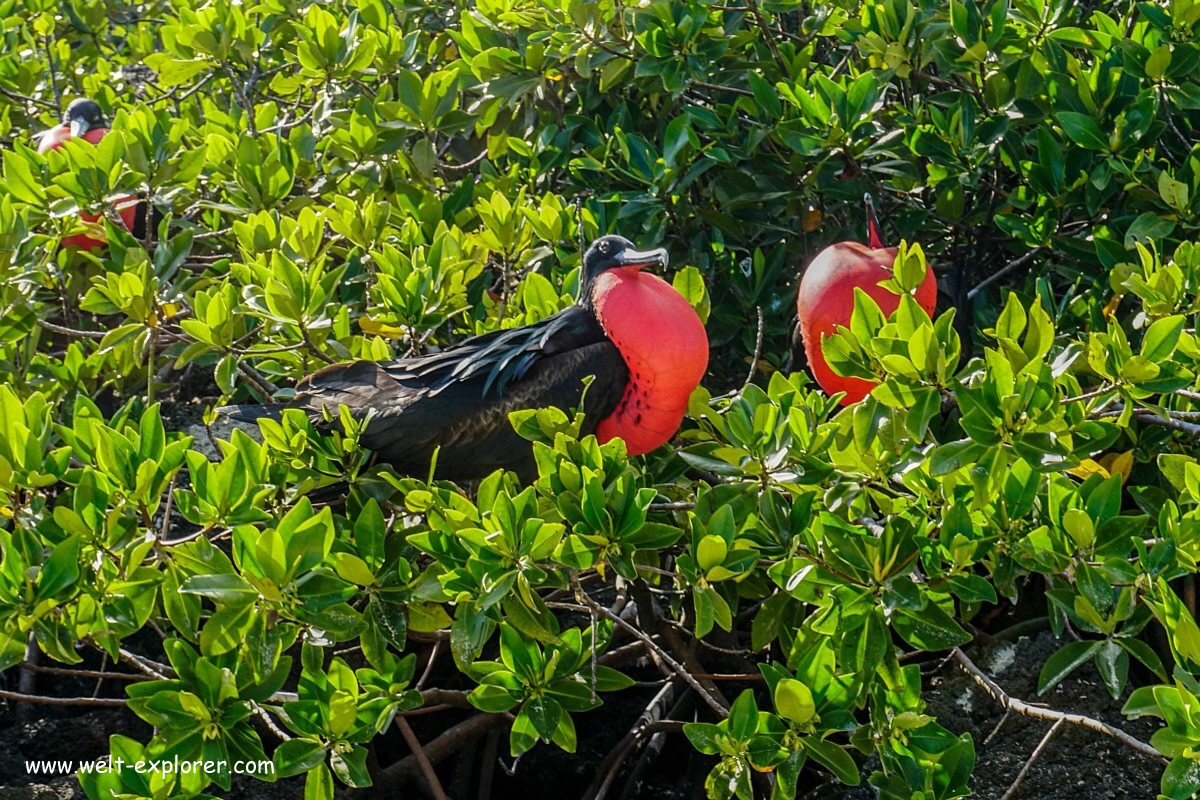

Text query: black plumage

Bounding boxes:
[220,236,670,481]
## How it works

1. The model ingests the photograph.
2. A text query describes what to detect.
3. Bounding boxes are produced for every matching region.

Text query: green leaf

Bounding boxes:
[37,535,81,600]
[683,722,724,755]
[929,439,986,475]
[1141,315,1185,361]
[1037,640,1102,695]
[274,739,327,778]
[1094,640,1129,699]
[672,266,711,323]
[469,683,520,713]
[1057,111,1108,150]
[773,679,815,726]
[801,737,861,785]
[1161,755,1200,800]
[304,763,334,800]
[181,573,259,604]
[727,690,758,741]
[329,745,372,788]
[891,601,972,651]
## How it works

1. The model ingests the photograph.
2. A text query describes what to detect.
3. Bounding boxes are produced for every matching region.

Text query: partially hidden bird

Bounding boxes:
[793,194,937,405]
[36,98,139,250]
[220,235,710,481]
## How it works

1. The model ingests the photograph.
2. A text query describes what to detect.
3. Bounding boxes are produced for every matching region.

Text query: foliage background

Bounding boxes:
[5,0,1200,797]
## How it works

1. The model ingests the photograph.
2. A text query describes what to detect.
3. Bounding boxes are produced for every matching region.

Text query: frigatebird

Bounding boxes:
[792,194,936,404]
[37,98,142,249]
[220,236,710,481]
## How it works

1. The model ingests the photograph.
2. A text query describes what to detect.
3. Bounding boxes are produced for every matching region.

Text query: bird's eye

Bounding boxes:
[599,242,610,254]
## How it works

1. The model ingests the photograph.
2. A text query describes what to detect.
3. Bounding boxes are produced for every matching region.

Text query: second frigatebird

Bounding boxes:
[220,235,710,481]
[37,98,142,250]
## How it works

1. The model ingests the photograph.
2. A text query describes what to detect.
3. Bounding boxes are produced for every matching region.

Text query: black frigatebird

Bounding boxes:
[219,235,710,481]
[36,98,142,249]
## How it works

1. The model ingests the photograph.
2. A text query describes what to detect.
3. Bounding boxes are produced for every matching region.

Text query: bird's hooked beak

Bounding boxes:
[68,116,91,139]
[614,246,669,272]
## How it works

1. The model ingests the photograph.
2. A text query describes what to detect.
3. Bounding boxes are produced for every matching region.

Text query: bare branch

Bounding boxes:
[1001,719,1064,800]
[0,687,127,707]
[951,647,1165,765]
[967,248,1042,300]
[396,716,449,800]
[570,574,729,717]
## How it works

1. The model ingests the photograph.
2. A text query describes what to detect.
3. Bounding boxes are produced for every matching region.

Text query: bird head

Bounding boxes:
[63,98,106,139]
[581,235,668,298]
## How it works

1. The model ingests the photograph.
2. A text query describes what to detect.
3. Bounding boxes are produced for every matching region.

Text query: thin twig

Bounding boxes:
[690,79,755,97]
[37,318,108,339]
[1062,385,1113,405]
[115,647,172,680]
[1139,411,1200,437]
[375,713,508,793]
[966,248,1042,300]
[396,716,449,800]
[951,648,1165,764]
[570,574,728,717]
[0,688,126,707]
[259,95,322,135]
[237,361,277,400]
[1123,409,1200,438]
[417,639,440,691]
[0,85,57,109]
[15,661,148,681]
[744,0,789,76]
[983,709,1010,746]
[585,680,677,800]
[438,150,488,172]
[1000,718,1064,800]
[740,306,765,393]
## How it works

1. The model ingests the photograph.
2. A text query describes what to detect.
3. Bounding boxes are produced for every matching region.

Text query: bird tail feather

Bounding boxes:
[215,404,287,422]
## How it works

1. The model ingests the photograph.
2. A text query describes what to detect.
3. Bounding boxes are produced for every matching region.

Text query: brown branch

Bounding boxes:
[419,688,473,709]
[1095,405,1200,438]
[1001,719,1064,800]
[1062,384,1114,405]
[951,648,1166,764]
[253,703,292,741]
[396,716,449,800]
[966,247,1042,300]
[690,79,755,98]
[37,318,108,339]
[438,150,488,173]
[301,326,337,365]
[375,713,508,793]
[0,687,127,707]
[14,662,149,681]
[1133,410,1200,437]
[648,501,696,512]
[740,306,765,394]
[744,0,789,76]
[584,680,677,800]
[0,85,57,110]
[573,575,729,717]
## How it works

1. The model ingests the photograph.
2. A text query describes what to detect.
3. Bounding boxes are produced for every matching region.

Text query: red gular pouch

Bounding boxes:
[592,265,709,456]
[795,195,936,405]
